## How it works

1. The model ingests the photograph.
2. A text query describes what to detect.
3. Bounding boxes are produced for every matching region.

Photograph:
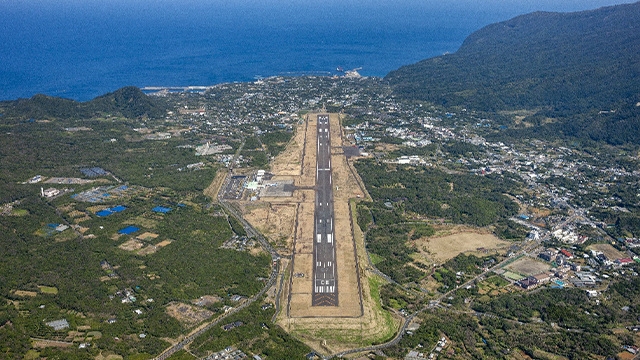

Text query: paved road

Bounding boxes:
[312,114,338,306]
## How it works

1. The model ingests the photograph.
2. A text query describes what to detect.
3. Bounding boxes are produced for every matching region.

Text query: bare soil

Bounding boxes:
[588,243,627,260]
[504,257,552,276]
[413,227,509,264]
[166,302,214,327]
[118,239,144,251]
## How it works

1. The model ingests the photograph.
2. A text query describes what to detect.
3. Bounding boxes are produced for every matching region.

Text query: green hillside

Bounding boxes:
[0,86,167,120]
[386,1,640,144]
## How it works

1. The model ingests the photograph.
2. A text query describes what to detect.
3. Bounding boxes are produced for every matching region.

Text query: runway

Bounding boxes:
[312,114,338,306]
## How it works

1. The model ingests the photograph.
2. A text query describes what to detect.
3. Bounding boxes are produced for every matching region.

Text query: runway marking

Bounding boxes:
[317,234,321,243]
[327,234,332,244]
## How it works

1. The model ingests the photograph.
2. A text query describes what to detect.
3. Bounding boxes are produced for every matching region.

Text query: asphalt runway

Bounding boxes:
[312,114,338,306]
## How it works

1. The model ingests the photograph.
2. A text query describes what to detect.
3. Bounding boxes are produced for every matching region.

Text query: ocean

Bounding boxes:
[0,0,634,102]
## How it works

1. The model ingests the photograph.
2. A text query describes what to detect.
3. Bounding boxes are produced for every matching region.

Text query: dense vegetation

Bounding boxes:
[0,86,168,120]
[0,116,215,203]
[386,2,640,145]
[355,159,521,226]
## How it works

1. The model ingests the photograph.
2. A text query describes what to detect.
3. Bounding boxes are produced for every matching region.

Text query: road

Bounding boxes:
[312,114,338,306]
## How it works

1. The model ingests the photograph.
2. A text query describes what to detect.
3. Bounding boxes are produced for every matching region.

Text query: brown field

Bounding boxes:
[74,216,91,223]
[96,354,124,360]
[588,243,627,260]
[67,210,85,218]
[204,168,228,200]
[137,245,158,255]
[32,340,73,348]
[156,240,172,247]
[413,228,510,264]
[166,302,213,327]
[118,239,144,251]
[270,118,306,176]
[243,204,297,250]
[12,290,37,297]
[87,205,109,214]
[505,257,552,276]
[137,232,159,241]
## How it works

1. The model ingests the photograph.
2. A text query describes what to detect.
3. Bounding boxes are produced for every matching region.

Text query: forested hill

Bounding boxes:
[385,2,640,145]
[0,86,167,120]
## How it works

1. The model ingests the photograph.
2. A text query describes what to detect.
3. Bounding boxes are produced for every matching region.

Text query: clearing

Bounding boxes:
[166,302,214,327]
[588,243,627,260]
[413,226,510,264]
[504,257,552,276]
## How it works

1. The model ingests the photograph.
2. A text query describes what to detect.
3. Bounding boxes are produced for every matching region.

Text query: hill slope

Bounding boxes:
[0,86,167,120]
[385,2,640,144]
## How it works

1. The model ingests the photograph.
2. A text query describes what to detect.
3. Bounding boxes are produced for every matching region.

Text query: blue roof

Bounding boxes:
[152,206,172,213]
[96,210,113,217]
[118,226,140,235]
[110,206,126,212]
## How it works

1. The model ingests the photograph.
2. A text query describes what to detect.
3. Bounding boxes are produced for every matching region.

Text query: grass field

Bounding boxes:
[588,243,626,261]
[38,286,58,294]
[504,257,552,276]
[503,271,525,281]
[414,228,509,264]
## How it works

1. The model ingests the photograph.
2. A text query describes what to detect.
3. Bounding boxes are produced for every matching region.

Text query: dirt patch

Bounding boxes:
[137,245,158,255]
[12,290,37,297]
[588,243,627,260]
[156,240,172,247]
[68,210,85,218]
[243,203,297,249]
[166,302,214,327]
[204,168,228,201]
[414,229,509,264]
[32,340,72,348]
[87,205,109,214]
[270,120,305,176]
[74,216,91,223]
[119,239,144,251]
[137,232,159,241]
[504,257,552,276]
[191,295,221,306]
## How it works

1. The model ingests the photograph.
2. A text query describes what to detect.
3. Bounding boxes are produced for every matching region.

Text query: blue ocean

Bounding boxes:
[0,0,633,101]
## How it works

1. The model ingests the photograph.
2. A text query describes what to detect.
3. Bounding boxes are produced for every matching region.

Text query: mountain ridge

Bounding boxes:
[385,1,640,144]
[0,86,167,120]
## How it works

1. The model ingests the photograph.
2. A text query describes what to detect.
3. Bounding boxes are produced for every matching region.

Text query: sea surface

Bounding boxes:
[0,0,634,101]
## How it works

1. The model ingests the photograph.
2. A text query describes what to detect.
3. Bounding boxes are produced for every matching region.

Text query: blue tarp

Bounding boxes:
[96,210,113,217]
[118,226,140,235]
[152,206,172,213]
[110,206,126,212]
